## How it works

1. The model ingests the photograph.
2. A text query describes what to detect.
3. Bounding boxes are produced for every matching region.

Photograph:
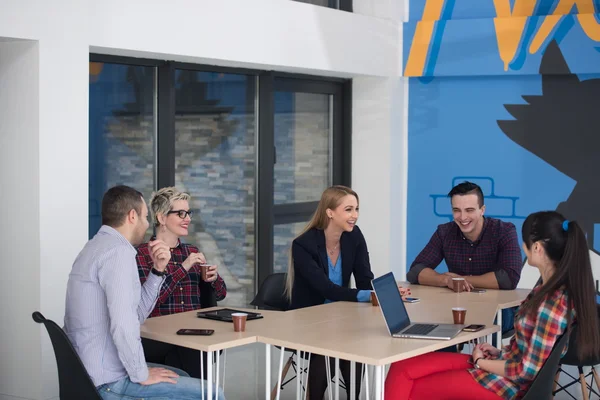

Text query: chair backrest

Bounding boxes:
[32,311,102,400]
[521,329,570,400]
[559,303,600,367]
[250,273,289,311]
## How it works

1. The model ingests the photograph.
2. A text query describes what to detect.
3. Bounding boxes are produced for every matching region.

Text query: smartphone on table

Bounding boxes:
[176,328,215,336]
[462,324,485,332]
[403,297,420,303]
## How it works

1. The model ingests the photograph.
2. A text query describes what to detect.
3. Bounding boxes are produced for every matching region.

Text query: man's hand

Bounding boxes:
[140,367,179,385]
[181,252,207,272]
[443,272,474,292]
[148,240,171,272]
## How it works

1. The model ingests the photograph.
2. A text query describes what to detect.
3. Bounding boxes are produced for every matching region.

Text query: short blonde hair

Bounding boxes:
[149,187,191,227]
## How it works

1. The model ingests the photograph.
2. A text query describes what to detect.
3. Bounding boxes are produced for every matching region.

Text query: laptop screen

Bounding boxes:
[372,272,411,334]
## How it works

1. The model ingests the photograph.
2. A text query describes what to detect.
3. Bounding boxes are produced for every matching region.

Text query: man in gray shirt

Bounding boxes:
[64,185,224,399]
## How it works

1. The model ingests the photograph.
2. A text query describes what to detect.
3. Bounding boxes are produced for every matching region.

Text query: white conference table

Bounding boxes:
[140,284,530,400]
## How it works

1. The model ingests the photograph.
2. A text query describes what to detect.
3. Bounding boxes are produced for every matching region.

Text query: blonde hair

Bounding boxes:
[149,187,191,227]
[284,185,359,302]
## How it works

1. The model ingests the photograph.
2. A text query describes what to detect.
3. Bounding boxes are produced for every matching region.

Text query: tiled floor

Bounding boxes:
[218,343,596,399]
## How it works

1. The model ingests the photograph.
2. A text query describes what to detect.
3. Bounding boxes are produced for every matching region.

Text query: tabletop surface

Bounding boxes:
[140,283,530,364]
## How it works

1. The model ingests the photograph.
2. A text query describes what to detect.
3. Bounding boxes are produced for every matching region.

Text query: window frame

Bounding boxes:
[89,53,352,296]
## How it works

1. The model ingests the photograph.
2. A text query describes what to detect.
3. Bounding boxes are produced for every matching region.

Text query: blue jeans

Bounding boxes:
[97,363,225,400]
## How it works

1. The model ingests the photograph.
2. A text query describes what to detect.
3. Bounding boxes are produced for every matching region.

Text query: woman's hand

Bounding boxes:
[472,344,485,363]
[203,265,219,282]
[398,285,412,299]
[478,343,501,359]
[181,252,207,272]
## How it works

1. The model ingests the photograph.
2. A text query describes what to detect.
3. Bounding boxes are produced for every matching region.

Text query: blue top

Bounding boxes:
[325,254,371,303]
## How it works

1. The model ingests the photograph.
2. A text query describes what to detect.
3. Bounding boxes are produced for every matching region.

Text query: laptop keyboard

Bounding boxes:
[403,324,438,335]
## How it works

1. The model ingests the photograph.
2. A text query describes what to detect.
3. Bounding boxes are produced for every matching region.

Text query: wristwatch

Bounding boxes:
[474,357,484,369]
[151,267,166,277]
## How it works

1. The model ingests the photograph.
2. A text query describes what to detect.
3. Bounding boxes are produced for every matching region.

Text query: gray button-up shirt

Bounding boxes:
[64,225,164,387]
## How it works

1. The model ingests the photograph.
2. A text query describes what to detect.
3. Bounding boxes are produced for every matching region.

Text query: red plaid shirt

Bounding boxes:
[470,284,571,399]
[136,238,227,318]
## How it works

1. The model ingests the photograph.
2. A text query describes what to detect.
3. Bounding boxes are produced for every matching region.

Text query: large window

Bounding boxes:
[89,62,156,240]
[89,57,350,306]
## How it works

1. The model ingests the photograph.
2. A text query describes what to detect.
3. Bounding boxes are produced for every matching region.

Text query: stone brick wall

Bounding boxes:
[101,95,330,305]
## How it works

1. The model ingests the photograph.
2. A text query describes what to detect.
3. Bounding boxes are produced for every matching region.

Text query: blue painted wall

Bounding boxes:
[404,0,600,272]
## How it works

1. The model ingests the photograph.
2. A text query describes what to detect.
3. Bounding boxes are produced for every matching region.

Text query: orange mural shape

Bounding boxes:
[403,0,600,77]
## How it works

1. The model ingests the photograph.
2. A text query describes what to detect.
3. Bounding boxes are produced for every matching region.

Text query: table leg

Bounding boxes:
[364,364,370,400]
[265,344,271,400]
[374,365,383,400]
[325,356,333,400]
[221,350,227,393]
[276,346,286,400]
[334,357,340,400]
[207,350,213,400]
[200,351,205,400]
[304,353,311,400]
[496,309,502,347]
[296,350,302,400]
[216,350,220,394]
[350,361,356,400]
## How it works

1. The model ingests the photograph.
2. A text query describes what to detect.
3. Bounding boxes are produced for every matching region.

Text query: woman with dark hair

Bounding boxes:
[384,211,600,400]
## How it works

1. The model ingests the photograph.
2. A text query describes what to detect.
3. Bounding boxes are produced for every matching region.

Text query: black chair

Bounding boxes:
[250,272,289,311]
[252,273,311,399]
[32,311,102,400]
[521,329,570,400]
[553,305,600,400]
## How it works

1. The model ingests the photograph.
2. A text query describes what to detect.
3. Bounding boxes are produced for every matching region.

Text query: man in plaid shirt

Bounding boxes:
[406,181,523,333]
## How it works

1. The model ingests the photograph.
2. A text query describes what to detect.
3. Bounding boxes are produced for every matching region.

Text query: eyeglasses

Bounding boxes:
[167,209,194,219]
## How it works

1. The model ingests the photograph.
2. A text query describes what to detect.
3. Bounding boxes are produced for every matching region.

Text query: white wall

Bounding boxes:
[0,2,89,399]
[0,39,42,400]
[0,1,404,399]
[352,3,407,281]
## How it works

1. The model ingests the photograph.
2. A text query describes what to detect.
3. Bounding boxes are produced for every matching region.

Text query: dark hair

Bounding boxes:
[521,211,600,360]
[447,181,484,208]
[101,185,144,228]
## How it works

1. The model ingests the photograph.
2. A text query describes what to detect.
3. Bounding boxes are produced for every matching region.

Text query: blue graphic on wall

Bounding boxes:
[431,177,526,222]
[404,0,600,275]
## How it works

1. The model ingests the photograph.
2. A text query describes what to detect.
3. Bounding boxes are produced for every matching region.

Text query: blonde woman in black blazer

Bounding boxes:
[285,185,373,399]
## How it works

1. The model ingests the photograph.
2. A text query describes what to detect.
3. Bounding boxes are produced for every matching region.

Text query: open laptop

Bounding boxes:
[372,272,464,340]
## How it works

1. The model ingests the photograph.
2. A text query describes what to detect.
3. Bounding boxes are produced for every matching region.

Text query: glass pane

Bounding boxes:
[174,70,256,307]
[89,62,156,239]
[274,222,308,273]
[274,92,331,204]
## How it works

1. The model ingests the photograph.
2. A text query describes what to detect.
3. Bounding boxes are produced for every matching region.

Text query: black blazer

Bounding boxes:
[289,225,374,310]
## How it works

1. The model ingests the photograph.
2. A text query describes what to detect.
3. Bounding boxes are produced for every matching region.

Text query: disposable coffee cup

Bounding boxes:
[452,307,467,324]
[200,264,213,282]
[452,277,466,293]
[232,313,248,332]
[370,292,379,306]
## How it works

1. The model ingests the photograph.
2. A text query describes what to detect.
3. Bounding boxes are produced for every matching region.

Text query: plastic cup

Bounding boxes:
[452,277,466,293]
[370,292,379,306]
[232,313,248,332]
[452,307,467,324]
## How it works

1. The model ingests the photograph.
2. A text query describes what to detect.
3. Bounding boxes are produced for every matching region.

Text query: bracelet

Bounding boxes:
[474,357,484,369]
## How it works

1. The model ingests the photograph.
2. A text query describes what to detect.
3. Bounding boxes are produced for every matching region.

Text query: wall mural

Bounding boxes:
[403,0,600,281]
